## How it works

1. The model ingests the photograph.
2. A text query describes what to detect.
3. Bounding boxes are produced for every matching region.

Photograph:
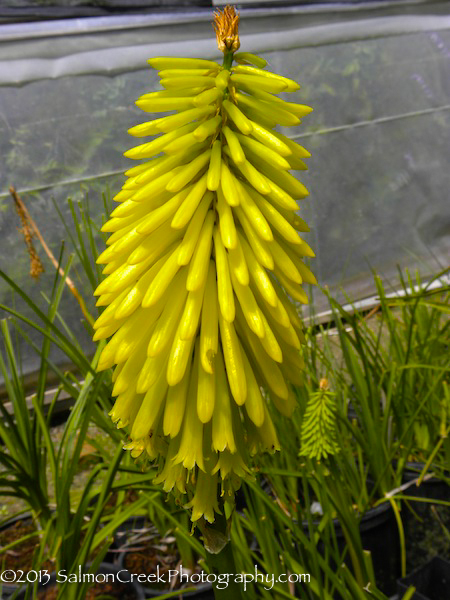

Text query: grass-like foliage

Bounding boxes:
[1,187,445,599]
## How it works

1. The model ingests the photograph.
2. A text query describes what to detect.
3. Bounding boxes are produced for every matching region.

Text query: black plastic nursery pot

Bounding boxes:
[357,503,401,595]
[402,462,450,528]
[401,461,450,573]
[397,556,450,600]
[114,516,214,598]
[305,502,401,596]
[10,563,145,599]
[402,462,449,511]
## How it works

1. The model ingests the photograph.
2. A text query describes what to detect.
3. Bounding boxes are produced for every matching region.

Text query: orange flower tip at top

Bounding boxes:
[213,5,240,54]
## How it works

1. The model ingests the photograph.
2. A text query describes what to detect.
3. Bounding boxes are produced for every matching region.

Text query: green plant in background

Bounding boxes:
[299,379,339,460]
[3,159,217,600]
[322,267,450,479]
[248,266,449,597]
[0,268,155,599]
[0,280,206,599]
[230,478,418,600]
[0,192,165,598]
[374,269,450,468]
[1,195,442,599]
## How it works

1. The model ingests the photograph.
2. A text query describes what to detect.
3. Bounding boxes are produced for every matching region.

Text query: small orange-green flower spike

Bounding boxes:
[93,4,315,522]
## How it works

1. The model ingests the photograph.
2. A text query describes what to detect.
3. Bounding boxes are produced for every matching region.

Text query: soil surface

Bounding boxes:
[119,521,204,593]
[37,580,140,599]
[0,517,55,573]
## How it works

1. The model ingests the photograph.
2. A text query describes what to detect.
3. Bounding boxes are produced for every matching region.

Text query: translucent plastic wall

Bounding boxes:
[1,3,449,378]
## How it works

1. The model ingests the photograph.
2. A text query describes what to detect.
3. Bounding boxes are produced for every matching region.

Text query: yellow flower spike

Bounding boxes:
[222,99,252,135]
[231,73,287,94]
[264,308,301,350]
[229,152,271,195]
[270,238,303,284]
[274,267,310,304]
[160,75,216,90]
[249,190,302,241]
[247,119,292,156]
[158,67,217,78]
[93,4,315,523]
[123,124,195,159]
[135,95,195,113]
[148,57,220,70]
[111,363,125,383]
[235,302,281,364]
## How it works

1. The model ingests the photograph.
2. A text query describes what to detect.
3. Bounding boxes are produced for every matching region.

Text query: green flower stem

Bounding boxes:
[222,50,234,71]
[201,512,243,600]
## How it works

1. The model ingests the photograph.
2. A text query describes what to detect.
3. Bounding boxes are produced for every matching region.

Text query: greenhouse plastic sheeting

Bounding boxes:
[0,2,449,380]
